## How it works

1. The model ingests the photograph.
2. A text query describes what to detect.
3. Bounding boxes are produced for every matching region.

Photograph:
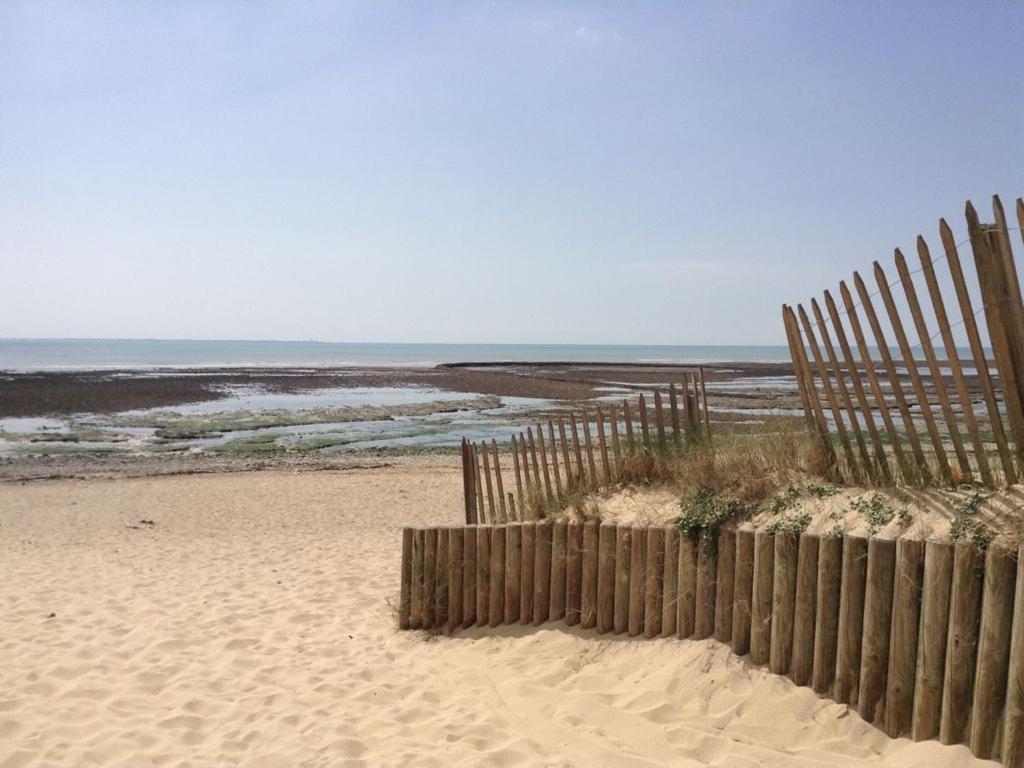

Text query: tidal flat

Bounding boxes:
[0,362,802,479]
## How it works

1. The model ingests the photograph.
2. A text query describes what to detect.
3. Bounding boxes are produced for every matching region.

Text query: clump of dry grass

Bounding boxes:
[522,480,600,522]
[668,418,821,504]
[522,419,827,526]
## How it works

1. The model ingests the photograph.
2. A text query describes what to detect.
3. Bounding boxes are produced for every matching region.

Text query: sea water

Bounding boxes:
[0,339,792,371]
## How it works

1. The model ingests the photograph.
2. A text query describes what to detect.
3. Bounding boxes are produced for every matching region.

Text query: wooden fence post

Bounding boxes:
[669,383,682,449]
[629,525,647,637]
[894,248,973,480]
[527,428,543,502]
[488,526,505,628]
[558,418,573,491]
[835,535,868,705]
[662,527,680,637]
[581,521,599,629]
[790,532,819,687]
[614,525,632,634]
[714,528,736,643]
[852,274,933,483]
[699,366,711,441]
[784,312,818,438]
[783,306,836,471]
[884,538,925,737]
[476,525,490,627]
[940,543,984,745]
[857,537,896,726]
[623,399,636,449]
[536,425,553,503]
[837,283,917,484]
[1003,545,1024,764]
[571,417,586,487]
[519,432,533,501]
[548,422,564,502]
[694,535,718,640]
[492,440,507,521]
[678,534,698,639]
[423,528,437,629]
[644,527,665,638]
[511,435,524,513]
[411,528,425,629]
[969,546,1017,759]
[797,304,861,482]
[971,210,1024,465]
[550,521,567,622]
[821,290,893,485]
[434,527,449,629]
[638,393,652,452]
[597,523,616,634]
[987,198,1024,460]
[812,534,843,695]
[474,446,487,524]
[873,261,952,483]
[504,524,521,625]
[940,218,1016,483]
[400,527,414,629]
[911,541,954,741]
[596,408,612,487]
[609,404,622,476]
[809,298,877,484]
[462,526,476,629]
[566,522,583,626]
[915,237,993,486]
[533,522,552,626]
[770,531,799,675]
[750,531,775,665]
[482,443,496,522]
[448,528,464,631]
[732,529,755,656]
[520,522,535,624]
[654,390,667,451]
[462,440,476,523]
[582,417,599,491]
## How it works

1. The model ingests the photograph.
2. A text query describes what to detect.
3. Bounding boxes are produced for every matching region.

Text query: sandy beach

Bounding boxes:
[0,459,994,767]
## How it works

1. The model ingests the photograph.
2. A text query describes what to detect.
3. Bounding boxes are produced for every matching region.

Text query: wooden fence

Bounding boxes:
[461,372,711,524]
[399,523,1024,766]
[784,195,1024,488]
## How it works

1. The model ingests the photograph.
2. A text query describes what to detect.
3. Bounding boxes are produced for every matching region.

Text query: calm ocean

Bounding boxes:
[0,339,792,371]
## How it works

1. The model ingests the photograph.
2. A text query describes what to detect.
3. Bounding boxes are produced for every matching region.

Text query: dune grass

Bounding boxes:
[518,418,830,525]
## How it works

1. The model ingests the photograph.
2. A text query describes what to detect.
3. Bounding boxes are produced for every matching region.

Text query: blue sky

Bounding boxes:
[1,1,1021,345]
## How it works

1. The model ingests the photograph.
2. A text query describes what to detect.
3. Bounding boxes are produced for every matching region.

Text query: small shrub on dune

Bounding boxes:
[950,492,994,549]
[675,488,754,543]
[765,511,812,535]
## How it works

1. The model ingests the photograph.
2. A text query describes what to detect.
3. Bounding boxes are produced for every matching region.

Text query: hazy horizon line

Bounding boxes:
[0,338,790,347]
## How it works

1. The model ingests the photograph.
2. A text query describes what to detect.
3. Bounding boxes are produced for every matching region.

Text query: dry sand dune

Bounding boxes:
[0,460,995,767]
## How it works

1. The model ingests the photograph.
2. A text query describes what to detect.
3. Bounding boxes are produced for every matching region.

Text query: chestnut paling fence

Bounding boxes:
[784,195,1024,488]
[399,522,1024,766]
[460,370,711,524]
